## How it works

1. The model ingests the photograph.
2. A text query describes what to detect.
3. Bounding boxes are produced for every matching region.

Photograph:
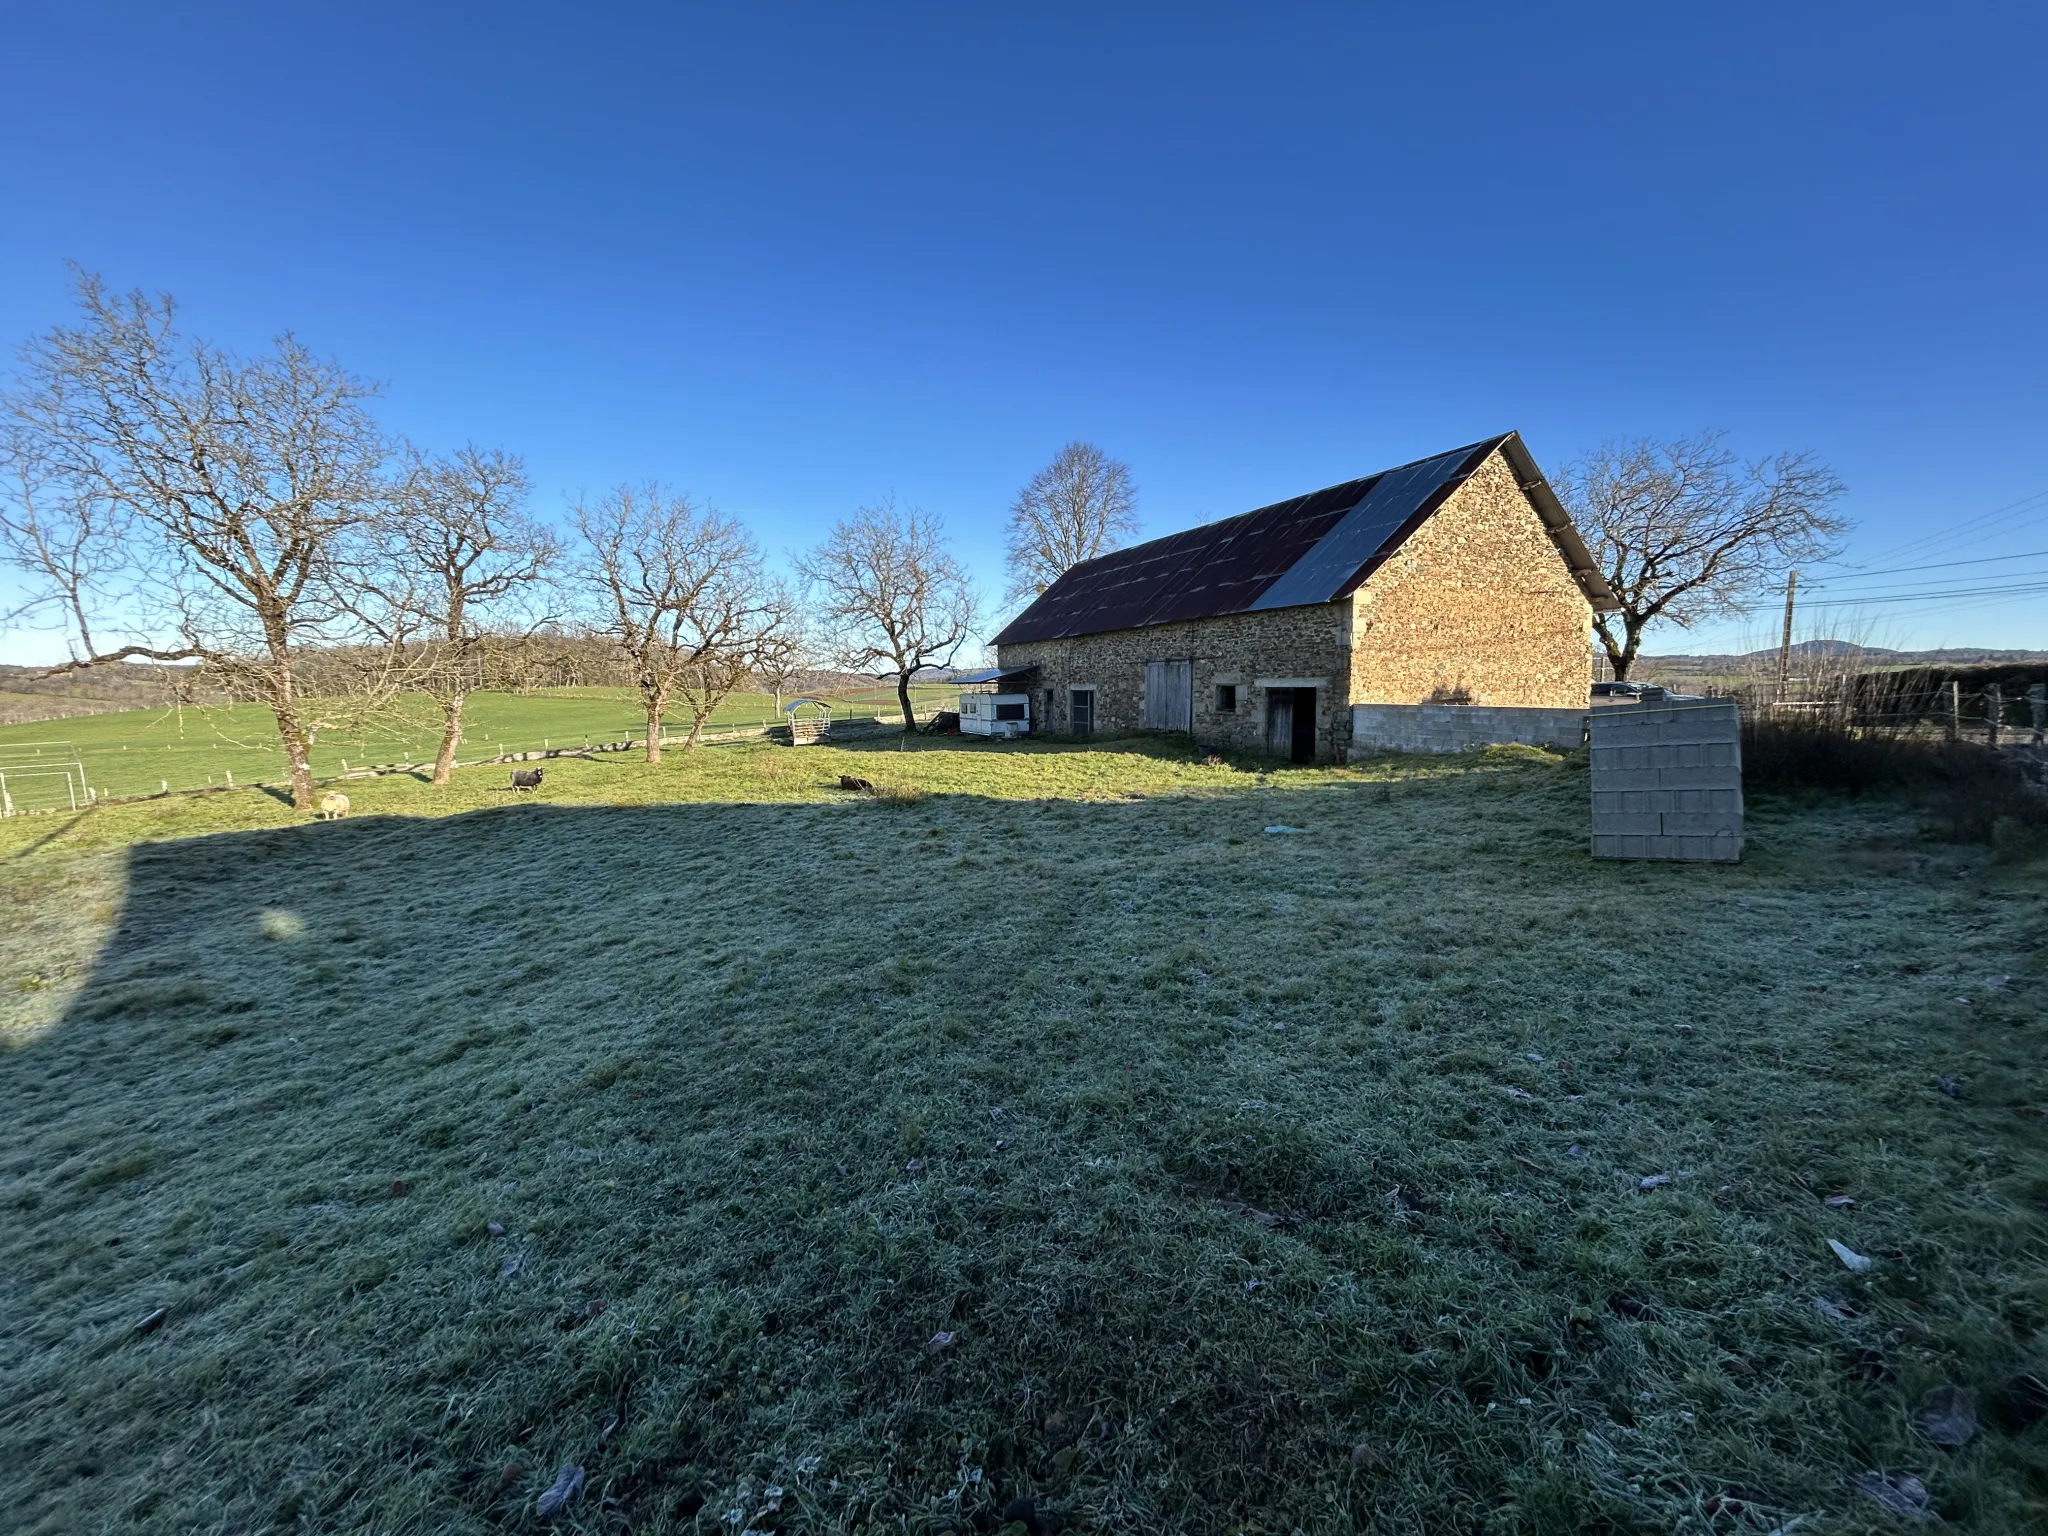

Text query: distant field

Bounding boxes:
[0,684,957,804]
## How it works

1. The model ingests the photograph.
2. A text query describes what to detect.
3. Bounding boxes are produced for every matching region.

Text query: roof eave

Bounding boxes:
[1496,432,1621,612]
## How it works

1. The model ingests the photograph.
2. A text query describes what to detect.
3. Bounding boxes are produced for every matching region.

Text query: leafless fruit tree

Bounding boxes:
[572,483,793,763]
[1004,441,1138,605]
[1553,433,1848,680]
[389,445,558,784]
[0,273,398,810]
[800,498,975,732]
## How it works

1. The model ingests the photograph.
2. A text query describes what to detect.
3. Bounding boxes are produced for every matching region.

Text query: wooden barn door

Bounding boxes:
[1265,687,1317,761]
[1143,660,1192,731]
[1264,689,1294,756]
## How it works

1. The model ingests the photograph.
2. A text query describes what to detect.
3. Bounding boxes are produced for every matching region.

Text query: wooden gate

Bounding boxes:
[1143,660,1192,731]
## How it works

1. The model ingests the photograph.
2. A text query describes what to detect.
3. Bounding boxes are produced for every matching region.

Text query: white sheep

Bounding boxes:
[318,791,351,820]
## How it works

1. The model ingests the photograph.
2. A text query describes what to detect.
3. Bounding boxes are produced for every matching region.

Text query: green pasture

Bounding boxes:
[1,739,2045,1532]
[0,684,958,804]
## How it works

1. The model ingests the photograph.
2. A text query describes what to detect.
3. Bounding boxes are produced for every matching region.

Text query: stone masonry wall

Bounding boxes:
[998,603,1355,760]
[1349,448,1593,707]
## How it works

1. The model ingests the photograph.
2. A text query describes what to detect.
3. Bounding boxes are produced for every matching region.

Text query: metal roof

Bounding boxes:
[993,433,1616,647]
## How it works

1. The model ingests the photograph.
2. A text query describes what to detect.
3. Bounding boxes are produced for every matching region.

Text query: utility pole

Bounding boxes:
[1775,569,1799,703]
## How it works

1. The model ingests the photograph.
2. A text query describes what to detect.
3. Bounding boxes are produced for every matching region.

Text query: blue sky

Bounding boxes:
[2,1,2044,662]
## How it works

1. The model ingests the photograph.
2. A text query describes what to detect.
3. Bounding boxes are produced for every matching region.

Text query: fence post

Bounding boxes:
[1947,679,1961,742]
[1987,683,2002,749]
[2031,683,2046,747]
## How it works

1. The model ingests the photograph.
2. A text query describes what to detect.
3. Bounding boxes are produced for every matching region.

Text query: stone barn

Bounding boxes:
[992,432,1619,762]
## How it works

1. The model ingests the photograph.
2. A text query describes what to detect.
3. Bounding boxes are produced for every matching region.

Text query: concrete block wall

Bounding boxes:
[1350,702,1589,754]
[1589,699,1743,862]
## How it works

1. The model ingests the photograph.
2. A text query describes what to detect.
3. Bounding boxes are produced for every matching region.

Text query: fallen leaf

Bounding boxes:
[1823,1195,1856,1208]
[1216,1198,1299,1228]
[1915,1385,1978,1448]
[926,1330,956,1354]
[1350,1441,1381,1469]
[499,1254,522,1278]
[134,1306,168,1335]
[1828,1239,1874,1272]
[497,1462,525,1489]
[1565,1144,1589,1159]
[1936,1076,1960,1097]
[1502,1087,1537,1102]
[390,1180,409,1197]
[1263,824,1306,834]
[535,1464,585,1518]
[903,1158,927,1174]
[1812,1296,1857,1321]
[1640,1175,1672,1191]
[486,1220,505,1236]
[1050,1446,1078,1476]
[1851,1471,1928,1520]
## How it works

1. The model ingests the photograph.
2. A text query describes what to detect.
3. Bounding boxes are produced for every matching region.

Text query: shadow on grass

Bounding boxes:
[4,778,2045,1534]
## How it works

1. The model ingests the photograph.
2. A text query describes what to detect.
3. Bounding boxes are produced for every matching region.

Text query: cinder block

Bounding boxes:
[1592,812,1666,835]
[1654,765,1737,789]
[1662,811,1741,835]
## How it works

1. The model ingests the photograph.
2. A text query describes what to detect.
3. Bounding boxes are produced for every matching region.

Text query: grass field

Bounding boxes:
[0,684,960,804]
[2,738,2045,1533]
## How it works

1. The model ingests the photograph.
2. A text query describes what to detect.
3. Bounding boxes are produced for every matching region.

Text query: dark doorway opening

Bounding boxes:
[1264,687,1318,763]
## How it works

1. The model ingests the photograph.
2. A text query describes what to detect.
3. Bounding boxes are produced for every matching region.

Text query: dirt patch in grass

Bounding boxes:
[1,741,2045,1532]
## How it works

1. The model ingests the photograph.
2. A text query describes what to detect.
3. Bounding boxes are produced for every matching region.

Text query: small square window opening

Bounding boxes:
[1214,683,1238,714]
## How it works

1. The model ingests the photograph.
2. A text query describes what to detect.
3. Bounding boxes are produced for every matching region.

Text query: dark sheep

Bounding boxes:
[838,775,875,793]
[510,767,545,791]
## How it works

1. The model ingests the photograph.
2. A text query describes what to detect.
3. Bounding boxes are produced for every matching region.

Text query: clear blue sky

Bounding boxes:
[3,1,2044,662]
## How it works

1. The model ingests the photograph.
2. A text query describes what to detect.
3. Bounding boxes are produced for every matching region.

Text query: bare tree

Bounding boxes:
[800,498,975,732]
[1554,433,1848,680]
[1005,441,1138,605]
[572,483,791,763]
[0,272,397,810]
[390,446,557,785]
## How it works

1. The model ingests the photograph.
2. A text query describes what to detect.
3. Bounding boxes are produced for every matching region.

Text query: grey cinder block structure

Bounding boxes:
[1350,702,1589,754]
[1589,698,1743,862]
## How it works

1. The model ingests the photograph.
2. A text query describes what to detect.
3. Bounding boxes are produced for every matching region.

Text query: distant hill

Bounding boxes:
[1635,643,2048,680]
[0,661,214,724]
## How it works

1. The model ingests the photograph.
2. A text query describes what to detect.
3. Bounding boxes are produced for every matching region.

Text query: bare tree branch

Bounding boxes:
[1004,441,1138,606]
[570,484,791,763]
[386,444,557,783]
[799,497,975,732]
[1553,433,1848,680]
[1,270,395,809]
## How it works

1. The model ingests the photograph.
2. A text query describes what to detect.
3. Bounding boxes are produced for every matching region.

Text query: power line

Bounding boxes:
[1805,547,2048,585]
[1798,579,2048,609]
[1839,487,2048,570]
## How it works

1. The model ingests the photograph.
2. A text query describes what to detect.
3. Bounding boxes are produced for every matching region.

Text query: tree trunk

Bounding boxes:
[686,709,709,749]
[432,692,465,786]
[644,703,664,765]
[1593,617,1639,681]
[274,705,317,811]
[897,670,917,733]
